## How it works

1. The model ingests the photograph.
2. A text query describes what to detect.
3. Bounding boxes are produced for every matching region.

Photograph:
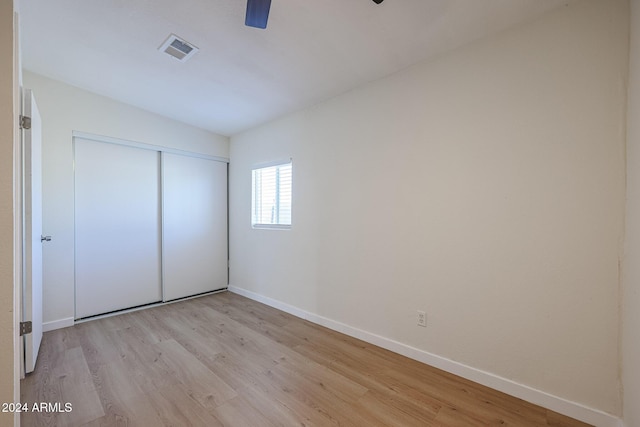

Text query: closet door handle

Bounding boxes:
[41,235,52,242]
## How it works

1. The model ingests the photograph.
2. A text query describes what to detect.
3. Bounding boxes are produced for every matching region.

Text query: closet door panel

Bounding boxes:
[75,138,162,318]
[162,153,228,301]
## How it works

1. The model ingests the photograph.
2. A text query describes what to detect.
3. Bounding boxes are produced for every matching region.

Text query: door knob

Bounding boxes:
[41,235,51,242]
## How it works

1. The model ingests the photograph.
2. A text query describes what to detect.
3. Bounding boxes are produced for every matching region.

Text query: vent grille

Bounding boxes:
[159,34,199,62]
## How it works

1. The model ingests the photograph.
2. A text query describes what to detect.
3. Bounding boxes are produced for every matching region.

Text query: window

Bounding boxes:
[252,161,292,228]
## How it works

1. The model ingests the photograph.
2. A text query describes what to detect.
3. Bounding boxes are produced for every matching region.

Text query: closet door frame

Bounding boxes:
[72,131,229,319]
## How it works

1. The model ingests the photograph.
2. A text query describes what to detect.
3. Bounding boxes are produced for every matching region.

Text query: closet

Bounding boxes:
[162,153,228,301]
[74,134,227,319]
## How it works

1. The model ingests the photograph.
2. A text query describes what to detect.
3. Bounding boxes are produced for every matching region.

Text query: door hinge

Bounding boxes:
[20,321,32,336]
[19,115,31,130]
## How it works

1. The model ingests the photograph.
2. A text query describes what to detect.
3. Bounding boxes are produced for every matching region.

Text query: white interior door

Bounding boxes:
[23,89,43,374]
[162,153,228,301]
[75,138,162,318]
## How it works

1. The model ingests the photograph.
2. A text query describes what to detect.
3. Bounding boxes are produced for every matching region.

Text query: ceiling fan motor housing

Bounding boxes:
[245,0,383,29]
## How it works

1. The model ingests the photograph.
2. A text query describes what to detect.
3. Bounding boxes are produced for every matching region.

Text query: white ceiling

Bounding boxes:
[20,0,572,136]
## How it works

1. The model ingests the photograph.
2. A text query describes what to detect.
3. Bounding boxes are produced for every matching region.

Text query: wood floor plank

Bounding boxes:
[21,291,593,427]
[374,368,548,425]
[276,355,369,404]
[154,339,237,409]
[158,314,227,369]
[82,361,168,426]
[21,346,105,427]
[546,409,599,427]
[154,382,225,427]
[292,342,398,397]
[231,377,313,426]
[89,358,145,420]
[213,395,278,427]
[263,364,388,427]
[201,295,307,347]
[208,352,328,426]
[433,405,495,426]
[354,389,440,426]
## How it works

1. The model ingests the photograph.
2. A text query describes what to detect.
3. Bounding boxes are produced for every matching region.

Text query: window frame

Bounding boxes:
[251,159,292,230]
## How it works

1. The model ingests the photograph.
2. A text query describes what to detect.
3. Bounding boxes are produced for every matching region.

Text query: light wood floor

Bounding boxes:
[22,291,591,426]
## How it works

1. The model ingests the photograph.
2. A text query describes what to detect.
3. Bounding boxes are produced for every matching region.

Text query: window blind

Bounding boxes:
[252,162,292,228]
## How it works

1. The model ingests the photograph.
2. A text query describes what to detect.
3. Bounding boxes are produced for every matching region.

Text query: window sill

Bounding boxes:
[252,224,291,230]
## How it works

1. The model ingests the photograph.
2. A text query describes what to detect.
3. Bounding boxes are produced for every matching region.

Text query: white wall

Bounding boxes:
[230,0,628,420]
[624,1,640,426]
[0,1,19,426]
[23,71,229,327]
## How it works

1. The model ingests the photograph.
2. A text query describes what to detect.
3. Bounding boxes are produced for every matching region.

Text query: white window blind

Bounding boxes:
[252,161,292,228]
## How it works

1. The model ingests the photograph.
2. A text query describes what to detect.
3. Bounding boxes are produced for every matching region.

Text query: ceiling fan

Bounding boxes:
[245,0,384,29]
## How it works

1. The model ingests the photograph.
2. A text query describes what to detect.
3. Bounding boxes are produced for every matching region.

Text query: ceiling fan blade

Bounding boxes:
[245,0,271,29]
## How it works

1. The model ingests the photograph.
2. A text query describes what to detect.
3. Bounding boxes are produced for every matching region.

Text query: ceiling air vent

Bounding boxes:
[159,34,199,62]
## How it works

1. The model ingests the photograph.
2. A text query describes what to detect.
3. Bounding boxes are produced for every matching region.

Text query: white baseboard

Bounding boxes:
[228,285,622,427]
[42,317,74,332]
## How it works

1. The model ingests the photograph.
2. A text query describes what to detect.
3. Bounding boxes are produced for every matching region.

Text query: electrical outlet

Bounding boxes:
[417,310,427,327]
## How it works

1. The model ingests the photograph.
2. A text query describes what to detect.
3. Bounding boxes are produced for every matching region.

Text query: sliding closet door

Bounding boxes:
[162,153,227,301]
[75,138,162,318]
